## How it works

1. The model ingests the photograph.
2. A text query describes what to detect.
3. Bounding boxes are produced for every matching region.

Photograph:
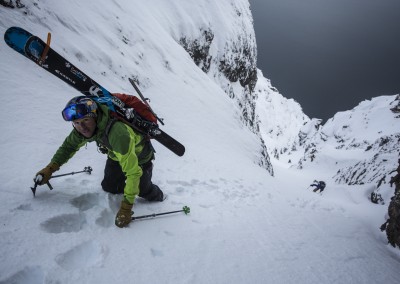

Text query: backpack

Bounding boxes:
[113,93,157,124]
[97,93,157,162]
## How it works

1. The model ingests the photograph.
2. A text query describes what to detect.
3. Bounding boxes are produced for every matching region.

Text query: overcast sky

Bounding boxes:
[249,0,400,121]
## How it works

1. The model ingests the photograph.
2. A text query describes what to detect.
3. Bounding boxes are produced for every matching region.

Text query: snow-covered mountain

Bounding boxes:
[1,1,400,283]
[254,70,312,160]
[254,72,399,188]
[285,95,400,187]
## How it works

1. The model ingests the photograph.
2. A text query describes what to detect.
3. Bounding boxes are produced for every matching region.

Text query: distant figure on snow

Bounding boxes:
[310,180,326,193]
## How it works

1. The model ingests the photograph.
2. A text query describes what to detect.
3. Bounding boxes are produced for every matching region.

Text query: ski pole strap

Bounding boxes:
[39,32,51,65]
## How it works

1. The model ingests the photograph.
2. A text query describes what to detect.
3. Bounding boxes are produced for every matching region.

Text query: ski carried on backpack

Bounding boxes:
[4,26,185,156]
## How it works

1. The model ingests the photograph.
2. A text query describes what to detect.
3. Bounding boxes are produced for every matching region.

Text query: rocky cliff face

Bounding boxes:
[1,0,273,175]
[333,133,400,186]
[254,70,399,187]
[153,0,400,182]
[174,0,273,175]
[177,2,258,93]
[254,72,313,161]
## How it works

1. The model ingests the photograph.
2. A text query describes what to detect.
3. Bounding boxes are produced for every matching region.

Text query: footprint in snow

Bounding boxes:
[40,213,86,234]
[70,192,100,211]
[163,230,174,236]
[0,266,45,284]
[150,248,164,257]
[55,240,106,270]
[11,203,32,212]
[64,177,75,184]
[63,177,91,186]
[107,193,124,212]
[199,204,213,209]
[95,209,115,228]
[166,180,192,187]
[173,186,185,195]
[79,179,91,186]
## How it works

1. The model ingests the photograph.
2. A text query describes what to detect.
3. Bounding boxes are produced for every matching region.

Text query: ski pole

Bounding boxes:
[128,78,165,125]
[132,206,190,221]
[50,166,93,179]
[30,166,93,196]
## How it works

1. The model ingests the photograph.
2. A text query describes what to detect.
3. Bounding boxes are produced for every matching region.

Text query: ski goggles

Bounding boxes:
[62,103,97,121]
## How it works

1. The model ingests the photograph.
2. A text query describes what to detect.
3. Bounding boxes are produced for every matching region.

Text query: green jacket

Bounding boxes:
[51,104,153,204]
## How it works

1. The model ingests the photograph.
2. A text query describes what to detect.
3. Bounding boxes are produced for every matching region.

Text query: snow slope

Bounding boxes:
[1,1,400,283]
[255,69,311,159]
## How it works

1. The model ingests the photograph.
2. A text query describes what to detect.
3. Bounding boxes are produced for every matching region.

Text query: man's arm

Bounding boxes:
[51,130,87,167]
[108,123,143,204]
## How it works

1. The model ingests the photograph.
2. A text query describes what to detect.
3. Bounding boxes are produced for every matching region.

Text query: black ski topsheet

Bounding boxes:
[4,27,116,109]
[4,27,185,156]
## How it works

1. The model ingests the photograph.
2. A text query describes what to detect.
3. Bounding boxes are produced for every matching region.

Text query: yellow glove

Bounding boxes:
[115,200,133,228]
[35,162,60,185]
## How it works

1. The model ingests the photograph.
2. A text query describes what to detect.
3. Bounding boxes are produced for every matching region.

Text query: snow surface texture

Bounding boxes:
[1,1,400,283]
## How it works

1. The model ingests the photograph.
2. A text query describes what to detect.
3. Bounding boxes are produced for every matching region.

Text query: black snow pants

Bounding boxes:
[101,157,163,201]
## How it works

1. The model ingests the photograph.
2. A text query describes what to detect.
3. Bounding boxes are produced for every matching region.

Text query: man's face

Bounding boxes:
[73,116,97,138]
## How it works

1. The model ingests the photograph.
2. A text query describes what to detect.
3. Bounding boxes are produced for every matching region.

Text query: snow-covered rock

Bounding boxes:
[295,95,400,185]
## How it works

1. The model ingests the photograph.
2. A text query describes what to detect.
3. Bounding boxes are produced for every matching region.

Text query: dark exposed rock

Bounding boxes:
[0,0,24,8]
[259,136,274,176]
[218,36,257,92]
[333,134,400,185]
[179,28,214,73]
[381,159,400,248]
[390,94,400,114]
